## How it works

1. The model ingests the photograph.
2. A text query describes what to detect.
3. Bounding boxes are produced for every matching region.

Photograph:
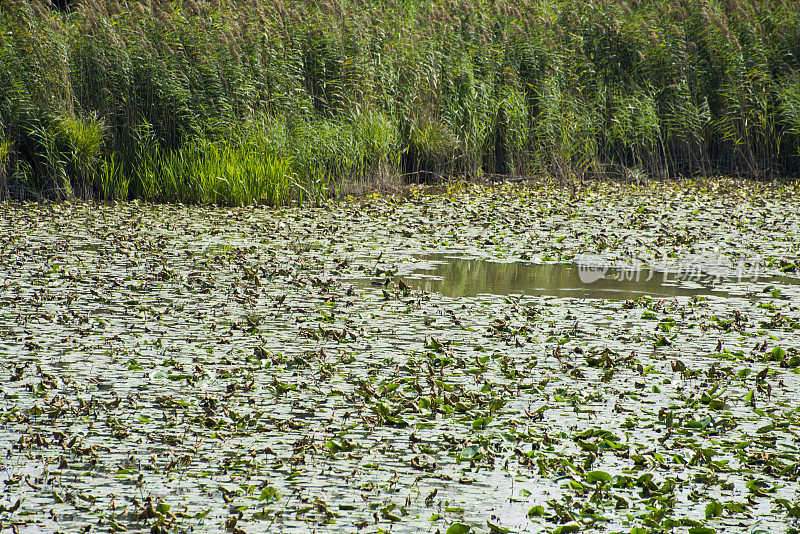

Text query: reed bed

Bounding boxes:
[1,0,798,204]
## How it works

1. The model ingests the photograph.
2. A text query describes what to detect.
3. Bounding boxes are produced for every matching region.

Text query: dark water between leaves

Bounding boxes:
[370,254,798,300]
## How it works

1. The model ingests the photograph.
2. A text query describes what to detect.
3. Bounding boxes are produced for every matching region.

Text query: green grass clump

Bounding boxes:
[1,0,799,203]
[132,126,294,206]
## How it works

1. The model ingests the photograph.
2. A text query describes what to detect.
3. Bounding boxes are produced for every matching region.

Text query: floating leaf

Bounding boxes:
[586,470,612,483]
[527,505,545,517]
[446,522,471,534]
[459,444,480,460]
[258,486,280,503]
[705,500,723,519]
[552,524,580,534]
[487,520,512,533]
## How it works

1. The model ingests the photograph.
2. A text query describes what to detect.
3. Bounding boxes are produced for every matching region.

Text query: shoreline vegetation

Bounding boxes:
[0,0,798,205]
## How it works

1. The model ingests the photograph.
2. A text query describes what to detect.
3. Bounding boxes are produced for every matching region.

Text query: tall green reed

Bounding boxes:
[1,0,799,203]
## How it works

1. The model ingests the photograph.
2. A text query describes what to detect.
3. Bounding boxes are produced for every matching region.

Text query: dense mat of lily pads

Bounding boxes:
[2,180,800,534]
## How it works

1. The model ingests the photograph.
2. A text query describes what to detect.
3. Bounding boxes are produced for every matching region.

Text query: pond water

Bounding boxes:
[371,254,799,299]
[2,181,800,534]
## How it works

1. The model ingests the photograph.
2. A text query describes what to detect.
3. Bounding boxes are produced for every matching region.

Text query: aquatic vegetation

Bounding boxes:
[1,0,800,202]
[132,132,293,206]
[1,180,800,532]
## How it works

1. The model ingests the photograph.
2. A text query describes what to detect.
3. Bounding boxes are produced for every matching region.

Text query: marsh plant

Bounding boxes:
[1,0,799,203]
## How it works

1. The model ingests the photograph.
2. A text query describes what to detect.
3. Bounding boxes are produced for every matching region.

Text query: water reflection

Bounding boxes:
[398,255,776,298]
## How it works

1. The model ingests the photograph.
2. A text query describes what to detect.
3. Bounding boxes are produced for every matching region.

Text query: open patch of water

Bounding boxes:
[358,254,800,299]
